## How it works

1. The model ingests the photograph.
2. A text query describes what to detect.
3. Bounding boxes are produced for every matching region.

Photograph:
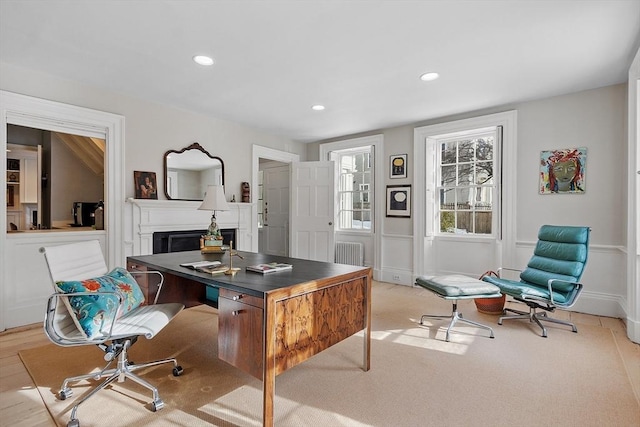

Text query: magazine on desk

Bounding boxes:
[246,262,293,274]
[180,260,223,273]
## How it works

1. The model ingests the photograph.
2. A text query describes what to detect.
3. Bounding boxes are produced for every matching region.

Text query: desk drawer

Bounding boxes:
[219,288,264,309]
[218,295,264,379]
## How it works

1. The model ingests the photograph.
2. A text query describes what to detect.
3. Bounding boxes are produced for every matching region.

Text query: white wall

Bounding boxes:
[0,61,632,322]
[0,62,305,200]
[310,84,629,318]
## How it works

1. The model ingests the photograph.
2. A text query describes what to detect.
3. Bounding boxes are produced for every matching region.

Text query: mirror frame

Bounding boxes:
[163,142,224,201]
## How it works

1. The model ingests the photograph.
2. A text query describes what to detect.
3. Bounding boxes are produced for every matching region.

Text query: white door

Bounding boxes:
[263,165,289,256]
[290,161,335,262]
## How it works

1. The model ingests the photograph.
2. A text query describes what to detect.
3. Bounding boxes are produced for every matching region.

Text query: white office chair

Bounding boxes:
[41,240,184,427]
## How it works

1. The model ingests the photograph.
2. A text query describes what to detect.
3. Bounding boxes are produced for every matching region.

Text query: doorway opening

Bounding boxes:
[251,145,299,257]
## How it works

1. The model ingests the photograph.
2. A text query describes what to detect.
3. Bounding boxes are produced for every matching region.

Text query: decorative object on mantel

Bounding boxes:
[134,171,158,199]
[198,185,230,253]
[241,182,250,202]
[539,147,586,194]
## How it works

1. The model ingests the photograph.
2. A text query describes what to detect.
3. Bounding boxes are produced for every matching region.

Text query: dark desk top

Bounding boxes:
[128,251,370,298]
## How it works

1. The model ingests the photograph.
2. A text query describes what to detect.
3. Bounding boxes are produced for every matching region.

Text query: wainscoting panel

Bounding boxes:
[380,234,413,286]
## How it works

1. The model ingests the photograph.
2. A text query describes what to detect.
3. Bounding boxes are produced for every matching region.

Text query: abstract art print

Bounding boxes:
[386,185,411,217]
[539,147,586,194]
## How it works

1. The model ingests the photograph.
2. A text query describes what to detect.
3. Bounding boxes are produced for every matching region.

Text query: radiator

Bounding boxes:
[335,242,364,266]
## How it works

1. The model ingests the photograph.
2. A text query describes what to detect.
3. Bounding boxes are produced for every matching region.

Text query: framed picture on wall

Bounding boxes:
[539,147,587,194]
[386,185,411,217]
[390,154,407,179]
[134,171,158,199]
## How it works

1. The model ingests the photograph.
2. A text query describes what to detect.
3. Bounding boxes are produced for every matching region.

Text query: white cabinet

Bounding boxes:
[20,155,38,204]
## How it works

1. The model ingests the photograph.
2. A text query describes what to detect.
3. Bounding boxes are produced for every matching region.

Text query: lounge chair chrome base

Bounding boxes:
[499,304,578,338]
[59,338,182,427]
[420,302,495,342]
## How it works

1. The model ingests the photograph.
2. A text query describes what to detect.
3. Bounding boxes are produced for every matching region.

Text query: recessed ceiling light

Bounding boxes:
[420,72,439,81]
[193,55,214,66]
[312,105,325,111]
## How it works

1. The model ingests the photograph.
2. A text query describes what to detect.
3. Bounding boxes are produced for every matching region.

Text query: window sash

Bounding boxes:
[336,146,373,232]
[435,131,497,236]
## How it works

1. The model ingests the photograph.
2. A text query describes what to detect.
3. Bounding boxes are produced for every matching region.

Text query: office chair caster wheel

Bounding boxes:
[151,398,165,412]
[66,418,79,427]
[172,365,183,376]
[59,388,72,400]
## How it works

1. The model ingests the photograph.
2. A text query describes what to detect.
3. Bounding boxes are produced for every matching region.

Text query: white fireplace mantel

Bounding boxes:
[126,198,256,256]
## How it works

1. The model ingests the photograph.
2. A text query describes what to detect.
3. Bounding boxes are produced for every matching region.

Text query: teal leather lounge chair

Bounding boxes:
[482,225,590,337]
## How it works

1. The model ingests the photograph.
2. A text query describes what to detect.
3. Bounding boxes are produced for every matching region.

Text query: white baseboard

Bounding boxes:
[571,290,626,318]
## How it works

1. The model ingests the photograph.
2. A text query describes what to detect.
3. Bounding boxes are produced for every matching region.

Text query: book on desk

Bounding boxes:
[246,262,293,274]
[179,260,227,274]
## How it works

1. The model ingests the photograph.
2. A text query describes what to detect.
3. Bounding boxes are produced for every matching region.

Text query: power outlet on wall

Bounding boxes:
[392,274,401,281]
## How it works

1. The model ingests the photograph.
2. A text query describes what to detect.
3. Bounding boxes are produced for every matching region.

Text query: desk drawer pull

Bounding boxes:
[232,295,243,301]
[232,310,243,316]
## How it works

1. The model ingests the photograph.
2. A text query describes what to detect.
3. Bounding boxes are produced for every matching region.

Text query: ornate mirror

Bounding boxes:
[164,143,224,200]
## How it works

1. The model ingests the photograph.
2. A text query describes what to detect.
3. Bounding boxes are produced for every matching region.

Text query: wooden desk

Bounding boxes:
[127,251,371,427]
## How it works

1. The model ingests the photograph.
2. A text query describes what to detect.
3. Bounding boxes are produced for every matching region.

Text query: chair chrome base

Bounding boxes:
[59,337,182,427]
[420,301,495,342]
[499,303,578,338]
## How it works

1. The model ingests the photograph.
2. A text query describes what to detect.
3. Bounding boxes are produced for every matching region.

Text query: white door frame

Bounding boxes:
[251,145,299,252]
[319,135,383,278]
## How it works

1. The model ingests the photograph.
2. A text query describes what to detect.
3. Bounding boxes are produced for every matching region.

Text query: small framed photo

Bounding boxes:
[134,171,158,199]
[386,185,411,217]
[390,154,407,179]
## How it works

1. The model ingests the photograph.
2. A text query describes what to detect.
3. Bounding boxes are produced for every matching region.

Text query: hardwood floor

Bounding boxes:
[1,306,638,426]
[0,325,53,427]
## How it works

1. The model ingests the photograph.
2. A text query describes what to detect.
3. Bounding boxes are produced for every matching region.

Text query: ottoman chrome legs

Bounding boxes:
[420,301,495,342]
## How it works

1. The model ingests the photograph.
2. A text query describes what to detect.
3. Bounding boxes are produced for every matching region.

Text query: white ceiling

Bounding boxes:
[1,1,639,143]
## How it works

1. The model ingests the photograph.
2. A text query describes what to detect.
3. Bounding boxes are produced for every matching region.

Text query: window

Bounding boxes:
[436,130,497,235]
[335,147,373,231]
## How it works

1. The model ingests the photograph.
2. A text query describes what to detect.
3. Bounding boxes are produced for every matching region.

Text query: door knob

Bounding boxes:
[328,222,333,226]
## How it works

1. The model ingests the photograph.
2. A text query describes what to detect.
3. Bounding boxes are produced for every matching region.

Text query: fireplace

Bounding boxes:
[127,199,256,256]
[153,228,237,254]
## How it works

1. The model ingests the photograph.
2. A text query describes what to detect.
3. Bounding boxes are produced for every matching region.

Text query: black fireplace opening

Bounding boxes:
[153,228,237,254]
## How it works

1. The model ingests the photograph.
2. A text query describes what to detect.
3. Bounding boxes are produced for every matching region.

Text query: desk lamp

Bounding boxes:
[198,185,230,249]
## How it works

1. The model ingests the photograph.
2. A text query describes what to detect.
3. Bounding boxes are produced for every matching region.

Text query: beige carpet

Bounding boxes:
[20,283,640,427]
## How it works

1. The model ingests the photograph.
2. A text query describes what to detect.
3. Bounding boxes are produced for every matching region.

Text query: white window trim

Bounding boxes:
[335,147,372,232]
[413,111,517,276]
[434,129,499,237]
[0,90,125,264]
